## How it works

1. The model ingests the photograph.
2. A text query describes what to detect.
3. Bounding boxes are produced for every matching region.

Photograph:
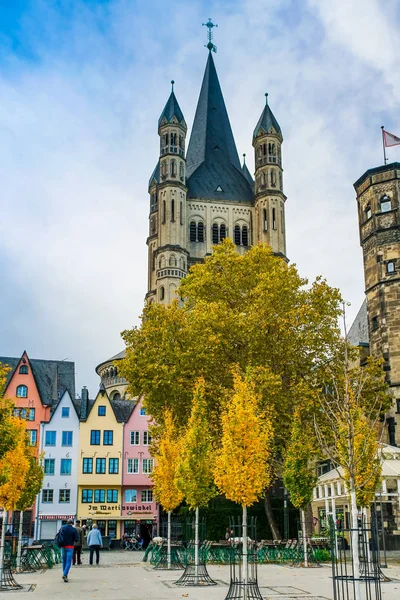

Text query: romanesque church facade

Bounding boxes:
[145,50,287,304]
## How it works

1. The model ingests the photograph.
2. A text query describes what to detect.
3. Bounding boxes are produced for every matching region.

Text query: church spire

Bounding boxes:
[158,81,186,129]
[253,92,282,141]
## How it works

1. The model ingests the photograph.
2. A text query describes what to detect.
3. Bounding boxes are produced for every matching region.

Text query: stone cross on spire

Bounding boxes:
[202,18,218,53]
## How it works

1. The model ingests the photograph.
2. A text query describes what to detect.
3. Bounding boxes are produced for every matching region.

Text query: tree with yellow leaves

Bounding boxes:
[176,379,217,583]
[0,362,44,581]
[314,329,390,600]
[214,372,274,599]
[283,401,318,567]
[120,240,343,537]
[151,409,184,569]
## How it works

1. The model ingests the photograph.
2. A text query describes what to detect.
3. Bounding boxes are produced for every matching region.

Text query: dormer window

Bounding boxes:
[365,205,372,220]
[380,195,391,213]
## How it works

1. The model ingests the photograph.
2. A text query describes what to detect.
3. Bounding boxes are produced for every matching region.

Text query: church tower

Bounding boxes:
[354,162,400,445]
[146,20,288,303]
[253,93,286,258]
[147,82,189,304]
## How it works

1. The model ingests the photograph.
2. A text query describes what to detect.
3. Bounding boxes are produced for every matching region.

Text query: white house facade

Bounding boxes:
[35,391,80,540]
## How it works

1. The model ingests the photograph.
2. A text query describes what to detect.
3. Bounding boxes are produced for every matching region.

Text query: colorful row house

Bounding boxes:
[0,352,76,538]
[1,352,158,543]
[76,388,158,541]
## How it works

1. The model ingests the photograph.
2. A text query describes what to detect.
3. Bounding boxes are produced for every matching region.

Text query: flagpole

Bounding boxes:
[381,126,387,165]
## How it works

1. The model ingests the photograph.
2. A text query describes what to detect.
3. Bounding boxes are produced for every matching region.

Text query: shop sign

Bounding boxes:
[38,515,75,520]
[87,505,120,513]
[122,504,153,514]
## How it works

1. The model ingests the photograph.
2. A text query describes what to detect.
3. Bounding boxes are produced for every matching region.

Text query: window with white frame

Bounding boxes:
[142,458,154,474]
[42,489,53,503]
[130,431,140,445]
[59,489,70,503]
[125,489,137,502]
[141,489,153,502]
[27,429,37,446]
[143,431,152,446]
[127,458,139,474]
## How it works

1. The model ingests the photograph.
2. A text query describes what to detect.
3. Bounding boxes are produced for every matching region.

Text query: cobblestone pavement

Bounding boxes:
[1,550,400,600]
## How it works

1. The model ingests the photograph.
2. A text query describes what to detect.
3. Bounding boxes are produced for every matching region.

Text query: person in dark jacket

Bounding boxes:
[60,519,79,582]
[73,520,84,566]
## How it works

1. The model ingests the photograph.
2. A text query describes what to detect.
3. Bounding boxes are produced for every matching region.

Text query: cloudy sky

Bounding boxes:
[1,0,400,396]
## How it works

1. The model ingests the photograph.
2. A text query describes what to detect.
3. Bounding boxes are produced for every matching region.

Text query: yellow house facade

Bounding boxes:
[77,387,134,540]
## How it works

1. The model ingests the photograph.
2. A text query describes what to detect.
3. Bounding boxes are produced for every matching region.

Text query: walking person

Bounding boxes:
[87,524,103,566]
[73,520,84,566]
[59,519,79,582]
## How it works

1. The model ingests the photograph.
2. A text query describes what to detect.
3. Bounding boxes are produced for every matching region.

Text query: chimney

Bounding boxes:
[80,386,89,420]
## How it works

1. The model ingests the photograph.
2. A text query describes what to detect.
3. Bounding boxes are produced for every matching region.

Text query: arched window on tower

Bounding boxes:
[162,200,166,223]
[190,221,197,242]
[170,160,176,177]
[169,255,177,267]
[272,208,277,230]
[171,199,175,221]
[242,226,248,247]
[179,162,184,181]
[279,172,283,190]
[197,221,204,242]
[220,223,226,241]
[212,223,219,244]
[268,143,276,162]
[180,201,183,225]
[234,225,241,246]
[365,204,372,220]
[159,286,165,301]
[380,195,391,213]
[271,170,277,188]
[263,209,268,231]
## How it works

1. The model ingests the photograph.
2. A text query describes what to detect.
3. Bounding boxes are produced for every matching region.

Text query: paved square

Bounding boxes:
[1,551,400,600]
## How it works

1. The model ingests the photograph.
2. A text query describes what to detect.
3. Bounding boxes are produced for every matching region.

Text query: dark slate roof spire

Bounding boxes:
[158,82,186,129]
[253,92,282,140]
[186,52,253,202]
[241,153,254,187]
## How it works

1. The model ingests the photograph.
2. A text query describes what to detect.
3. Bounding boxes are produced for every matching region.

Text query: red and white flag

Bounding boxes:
[383,129,400,147]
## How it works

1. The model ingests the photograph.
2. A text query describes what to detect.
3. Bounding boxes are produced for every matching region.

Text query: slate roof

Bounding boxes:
[253,95,282,140]
[0,354,75,406]
[186,52,253,203]
[347,299,369,347]
[81,395,135,423]
[242,162,254,188]
[158,90,185,128]
[95,349,126,374]
[148,162,160,190]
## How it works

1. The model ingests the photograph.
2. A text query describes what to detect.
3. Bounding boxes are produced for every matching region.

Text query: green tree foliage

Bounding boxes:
[176,379,217,510]
[120,241,343,463]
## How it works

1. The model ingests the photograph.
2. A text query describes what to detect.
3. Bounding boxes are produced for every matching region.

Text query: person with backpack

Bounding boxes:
[87,524,103,565]
[57,519,79,582]
[73,520,84,566]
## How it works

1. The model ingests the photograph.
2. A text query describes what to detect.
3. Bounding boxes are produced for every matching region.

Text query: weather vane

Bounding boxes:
[202,18,218,53]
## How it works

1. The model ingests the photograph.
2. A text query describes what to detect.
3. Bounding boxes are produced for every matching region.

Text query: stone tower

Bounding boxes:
[253,93,286,258]
[354,162,400,445]
[146,40,287,303]
[147,82,189,304]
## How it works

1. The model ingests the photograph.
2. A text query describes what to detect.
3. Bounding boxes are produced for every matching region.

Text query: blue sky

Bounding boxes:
[1,0,400,396]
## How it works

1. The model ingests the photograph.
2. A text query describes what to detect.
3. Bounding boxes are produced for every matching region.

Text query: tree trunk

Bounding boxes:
[0,510,8,585]
[301,509,308,568]
[243,505,248,600]
[16,512,23,573]
[350,487,361,600]
[167,511,171,570]
[194,507,199,585]
[305,503,314,538]
[264,489,281,540]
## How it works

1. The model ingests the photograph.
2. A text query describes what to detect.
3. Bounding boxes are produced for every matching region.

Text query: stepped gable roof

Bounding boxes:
[347,299,369,347]
[186,52,253,202]
[158,89,185,128]
[253,94,282,140]
[0,353,75,406]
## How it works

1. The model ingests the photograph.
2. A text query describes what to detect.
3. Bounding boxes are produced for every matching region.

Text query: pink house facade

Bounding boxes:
[122,397,158,538]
